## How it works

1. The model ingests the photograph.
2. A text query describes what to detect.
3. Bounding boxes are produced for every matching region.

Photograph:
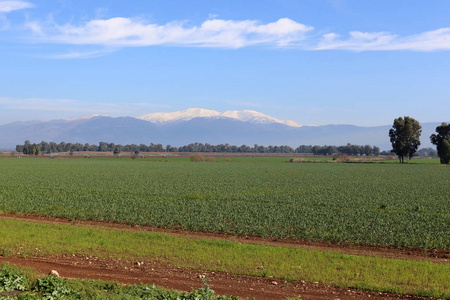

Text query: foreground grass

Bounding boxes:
[0,219,448,298]
[0,262,237,300]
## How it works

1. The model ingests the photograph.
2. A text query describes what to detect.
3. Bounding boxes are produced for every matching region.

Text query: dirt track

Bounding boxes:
[0,214,447,299]
[0,255,433,300]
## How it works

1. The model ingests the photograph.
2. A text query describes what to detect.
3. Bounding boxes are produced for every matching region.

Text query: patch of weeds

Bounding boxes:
[0,263,31,293]
[0,263,239,300]
[0,249,13,257]
[261,269,270,278]
[33,275,80,299]
[186,278,239,300]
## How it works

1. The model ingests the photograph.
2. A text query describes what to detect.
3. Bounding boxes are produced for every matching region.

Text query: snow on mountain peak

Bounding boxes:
[137,108,221,124]
[137,108,302,127]
[221,110,301,127]
[65,114,109,121]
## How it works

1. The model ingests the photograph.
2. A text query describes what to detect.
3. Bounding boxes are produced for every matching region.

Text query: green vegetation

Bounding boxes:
[0,219,449,298]
[0,157,448,249]
[389,116,422,163]
[0,263,33,293]
[430,122,450,164]
[0,262,237,299]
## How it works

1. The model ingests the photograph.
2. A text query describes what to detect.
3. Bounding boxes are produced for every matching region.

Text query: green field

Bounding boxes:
[0,157,448,249]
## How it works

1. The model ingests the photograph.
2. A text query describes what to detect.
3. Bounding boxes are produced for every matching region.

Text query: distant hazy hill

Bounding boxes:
[0,108,445,150]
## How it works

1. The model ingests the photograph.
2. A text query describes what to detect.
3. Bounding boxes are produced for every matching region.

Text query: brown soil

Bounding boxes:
[0,255,435,300]
[0,214,447,299]
[1,152,315,158]
[1,214,448,262]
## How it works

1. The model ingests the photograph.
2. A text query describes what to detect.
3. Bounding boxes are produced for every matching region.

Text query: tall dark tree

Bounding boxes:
[21,141,41,155]
[113,145,122,156]
[388,116,422,163]
[430,122,450,164]
[98,141,109,152]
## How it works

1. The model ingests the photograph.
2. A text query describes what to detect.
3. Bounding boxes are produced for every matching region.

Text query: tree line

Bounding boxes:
[15,120,450,164]
[16,140,381,156]
[310,144,380,156]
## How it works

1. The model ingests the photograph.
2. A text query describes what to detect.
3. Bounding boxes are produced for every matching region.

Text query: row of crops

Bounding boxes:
[0,157,448,249]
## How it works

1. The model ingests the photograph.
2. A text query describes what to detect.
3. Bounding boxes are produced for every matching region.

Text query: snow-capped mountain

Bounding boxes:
[137,108,302,127]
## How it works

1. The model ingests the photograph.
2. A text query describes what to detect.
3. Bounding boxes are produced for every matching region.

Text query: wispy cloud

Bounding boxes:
[26,17,313,48]
[0,14,10,30]
[48,49,114,59]
[316,28,450,52]
[0,0,33,13]
[0,97,84,112]
[0,97,171,116]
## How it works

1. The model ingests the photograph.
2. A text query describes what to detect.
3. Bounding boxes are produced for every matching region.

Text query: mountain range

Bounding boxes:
[0,108,445,150]
[137,108,302,127]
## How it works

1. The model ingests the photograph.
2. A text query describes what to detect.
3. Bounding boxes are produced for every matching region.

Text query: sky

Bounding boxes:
[0,0,449,126]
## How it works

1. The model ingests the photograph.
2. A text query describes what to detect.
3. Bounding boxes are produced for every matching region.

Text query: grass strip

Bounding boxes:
[0,218,448,298]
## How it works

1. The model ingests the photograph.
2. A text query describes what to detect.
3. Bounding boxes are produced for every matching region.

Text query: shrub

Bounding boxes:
[205,157,215,162]
[290,158,306,163]
[332,153,350,162]
[190,153,205,162]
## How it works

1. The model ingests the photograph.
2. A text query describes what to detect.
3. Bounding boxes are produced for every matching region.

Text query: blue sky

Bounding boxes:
[1,0,449,126]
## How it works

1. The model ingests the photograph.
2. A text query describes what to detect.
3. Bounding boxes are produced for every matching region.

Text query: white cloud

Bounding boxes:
[25,20,43,34]
[26,17,313,48]
[390,28,450,51]
[316,28,450,52]
[22,13,450,53]
[0,0,33,13]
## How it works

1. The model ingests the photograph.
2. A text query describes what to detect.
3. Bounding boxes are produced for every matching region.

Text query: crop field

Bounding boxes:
[0,157,448,249]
